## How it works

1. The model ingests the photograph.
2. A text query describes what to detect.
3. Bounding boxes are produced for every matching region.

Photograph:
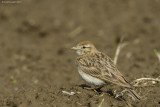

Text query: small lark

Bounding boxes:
[72,41,140,100]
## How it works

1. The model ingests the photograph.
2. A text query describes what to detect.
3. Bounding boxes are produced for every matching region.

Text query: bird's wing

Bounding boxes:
[76,53,131,88]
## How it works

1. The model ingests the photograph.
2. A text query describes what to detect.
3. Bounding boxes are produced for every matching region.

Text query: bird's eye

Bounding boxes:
[82,46,86,49]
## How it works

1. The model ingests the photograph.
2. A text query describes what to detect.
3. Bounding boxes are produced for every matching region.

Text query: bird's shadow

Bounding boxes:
[78,84,125,101]
[78,84,91,88]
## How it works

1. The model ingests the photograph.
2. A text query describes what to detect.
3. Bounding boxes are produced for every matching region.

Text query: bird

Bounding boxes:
[71,41,141,100]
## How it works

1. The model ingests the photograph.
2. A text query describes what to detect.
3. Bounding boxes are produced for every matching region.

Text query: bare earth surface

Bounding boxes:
[0,0,160,107]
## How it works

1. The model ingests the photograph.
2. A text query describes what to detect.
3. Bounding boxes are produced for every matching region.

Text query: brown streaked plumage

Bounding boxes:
[71,41,141,100]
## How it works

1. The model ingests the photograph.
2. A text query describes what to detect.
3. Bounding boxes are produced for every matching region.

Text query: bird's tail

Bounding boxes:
[126,88,141,101]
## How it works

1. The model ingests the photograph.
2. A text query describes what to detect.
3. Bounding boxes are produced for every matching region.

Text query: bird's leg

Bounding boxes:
[83,85,103,93]
[94,85,103,92]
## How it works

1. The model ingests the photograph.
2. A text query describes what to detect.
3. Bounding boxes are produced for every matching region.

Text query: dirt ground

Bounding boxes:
[0,0,160,107]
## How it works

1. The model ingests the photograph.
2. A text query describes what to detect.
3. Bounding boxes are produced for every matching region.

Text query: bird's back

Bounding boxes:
[76,52,131,88]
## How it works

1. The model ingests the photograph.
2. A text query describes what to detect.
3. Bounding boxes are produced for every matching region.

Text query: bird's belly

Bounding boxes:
[78,69,105,86]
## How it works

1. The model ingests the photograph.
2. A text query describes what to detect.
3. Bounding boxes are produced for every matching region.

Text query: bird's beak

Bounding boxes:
[71,47,79,51]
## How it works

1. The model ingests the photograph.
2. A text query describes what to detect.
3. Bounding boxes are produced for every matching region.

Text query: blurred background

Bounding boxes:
[0,0,160,106]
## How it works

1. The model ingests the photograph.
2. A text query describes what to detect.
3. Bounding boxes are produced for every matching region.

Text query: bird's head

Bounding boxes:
[71,41,98,55]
